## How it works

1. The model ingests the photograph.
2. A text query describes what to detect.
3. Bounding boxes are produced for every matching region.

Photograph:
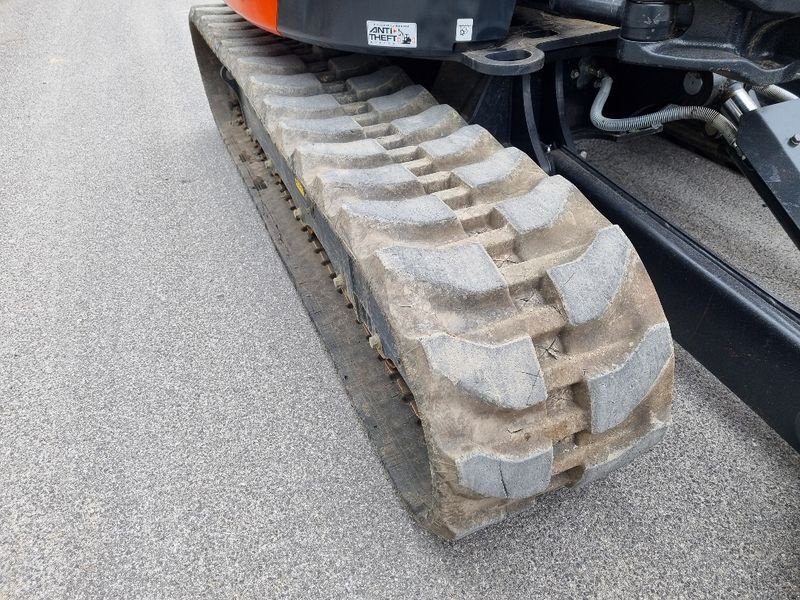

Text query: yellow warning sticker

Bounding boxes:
[294,177,306,197]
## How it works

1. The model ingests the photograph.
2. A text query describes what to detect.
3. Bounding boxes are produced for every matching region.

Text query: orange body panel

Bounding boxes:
[225,0,280,34]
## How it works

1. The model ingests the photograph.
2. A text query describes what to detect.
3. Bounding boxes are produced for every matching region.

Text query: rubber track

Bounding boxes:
[190,5,674,539]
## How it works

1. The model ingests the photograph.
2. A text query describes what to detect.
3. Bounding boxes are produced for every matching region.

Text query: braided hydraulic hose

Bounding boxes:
[590,76,738,145]
[754,84,799,103]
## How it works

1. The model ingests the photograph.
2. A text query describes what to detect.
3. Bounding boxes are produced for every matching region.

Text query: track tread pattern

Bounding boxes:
[191,5,673,539]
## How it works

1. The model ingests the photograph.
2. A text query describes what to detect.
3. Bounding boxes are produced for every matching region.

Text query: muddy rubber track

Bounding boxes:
[190,5,674,539]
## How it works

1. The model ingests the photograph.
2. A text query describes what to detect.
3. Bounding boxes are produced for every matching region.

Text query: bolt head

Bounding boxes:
[790,133,800,146]
[683,72,704,96]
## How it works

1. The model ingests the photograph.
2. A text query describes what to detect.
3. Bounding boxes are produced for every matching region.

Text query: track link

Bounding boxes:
[190,5,674,539]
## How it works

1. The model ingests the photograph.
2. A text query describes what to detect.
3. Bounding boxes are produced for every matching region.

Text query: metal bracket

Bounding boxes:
[454,8,616,76]
[735,99,800,249]
[617,0,800,85]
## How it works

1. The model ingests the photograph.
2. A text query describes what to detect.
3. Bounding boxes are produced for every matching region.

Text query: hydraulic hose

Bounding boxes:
[590,76,738,145]
[754,84,799,103]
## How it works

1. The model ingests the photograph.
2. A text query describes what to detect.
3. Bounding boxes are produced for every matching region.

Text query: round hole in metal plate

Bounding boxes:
[485,49,532,62]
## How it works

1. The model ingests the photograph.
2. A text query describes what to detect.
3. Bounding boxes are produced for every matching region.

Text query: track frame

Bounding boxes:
[551,148,800,451]
[432,18,800,449]
[489,45,800,451]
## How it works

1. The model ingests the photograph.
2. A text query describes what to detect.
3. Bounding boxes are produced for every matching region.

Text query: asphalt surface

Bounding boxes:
[1,1,798,598]
[583,137,800,314]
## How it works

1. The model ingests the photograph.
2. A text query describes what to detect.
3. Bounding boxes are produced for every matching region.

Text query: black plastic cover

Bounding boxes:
[277,0,517,57]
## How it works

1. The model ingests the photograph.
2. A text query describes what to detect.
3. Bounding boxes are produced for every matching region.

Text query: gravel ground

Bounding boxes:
[1,1,798,598]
